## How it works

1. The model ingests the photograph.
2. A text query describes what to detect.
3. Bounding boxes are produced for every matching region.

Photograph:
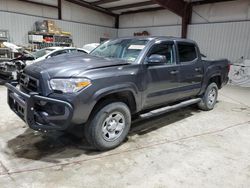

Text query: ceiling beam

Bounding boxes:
[18,0,58,9]
[121,7,165,15]
[152,0,187,17]
[192,0,235,5]
[108,1,157,11]
[115,15,119,28]
[92,0,120,6]
[58,0,62,20]
[181,3,192,38]
[65,0,117,17]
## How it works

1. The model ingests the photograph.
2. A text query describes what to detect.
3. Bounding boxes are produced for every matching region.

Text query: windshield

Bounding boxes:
[31,48,55,59]
[90,39,149,62]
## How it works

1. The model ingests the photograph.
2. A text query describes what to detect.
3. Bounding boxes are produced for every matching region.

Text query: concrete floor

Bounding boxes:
[0,85,249,188]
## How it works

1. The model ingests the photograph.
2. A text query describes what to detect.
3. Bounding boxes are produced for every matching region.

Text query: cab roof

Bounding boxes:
[114,36,196,44]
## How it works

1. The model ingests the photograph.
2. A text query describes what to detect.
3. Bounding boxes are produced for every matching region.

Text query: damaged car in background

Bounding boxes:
[0,42,34,81]
[0,42,87,82]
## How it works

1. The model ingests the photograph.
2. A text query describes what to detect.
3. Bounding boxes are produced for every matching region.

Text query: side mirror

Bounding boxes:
[147,54,166,65]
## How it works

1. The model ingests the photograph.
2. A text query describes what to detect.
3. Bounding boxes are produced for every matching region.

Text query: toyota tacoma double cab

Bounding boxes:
[6,37,230,150]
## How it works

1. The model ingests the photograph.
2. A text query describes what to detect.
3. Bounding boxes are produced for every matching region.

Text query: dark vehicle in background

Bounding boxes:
[6,37,230,150]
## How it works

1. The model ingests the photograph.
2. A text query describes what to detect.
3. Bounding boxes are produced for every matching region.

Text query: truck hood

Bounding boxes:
[24,52,129,78]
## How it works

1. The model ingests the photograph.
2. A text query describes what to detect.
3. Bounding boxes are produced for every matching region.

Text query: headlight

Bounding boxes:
[49,78,91,93]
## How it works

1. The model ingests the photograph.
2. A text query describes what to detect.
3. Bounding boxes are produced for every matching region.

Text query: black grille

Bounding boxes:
[20,74,39,92]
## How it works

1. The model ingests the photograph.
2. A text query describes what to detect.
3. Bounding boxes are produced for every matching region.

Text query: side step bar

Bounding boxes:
[139,98,201,119]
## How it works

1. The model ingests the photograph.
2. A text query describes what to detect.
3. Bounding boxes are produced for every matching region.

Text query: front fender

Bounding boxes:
[92,83,141,112]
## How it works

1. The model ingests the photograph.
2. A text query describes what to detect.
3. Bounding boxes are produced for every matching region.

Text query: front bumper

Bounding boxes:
[6,82,74,131]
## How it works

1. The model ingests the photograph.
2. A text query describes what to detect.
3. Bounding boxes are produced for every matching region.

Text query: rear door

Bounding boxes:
[177,42,204,99]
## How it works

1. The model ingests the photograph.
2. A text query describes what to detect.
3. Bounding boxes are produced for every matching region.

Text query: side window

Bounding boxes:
[77,49,87,54]
[178,43,197,63]
[50,50,68,57]
[69,49,77,53]
[148,43,174,64]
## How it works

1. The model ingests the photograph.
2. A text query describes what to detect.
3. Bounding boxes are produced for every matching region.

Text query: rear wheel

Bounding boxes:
[84,102,131,151]
[198,82,218,111]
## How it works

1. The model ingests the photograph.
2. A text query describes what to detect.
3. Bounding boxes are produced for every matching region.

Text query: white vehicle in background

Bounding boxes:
[82,43,100,53]
[26,47,87,65]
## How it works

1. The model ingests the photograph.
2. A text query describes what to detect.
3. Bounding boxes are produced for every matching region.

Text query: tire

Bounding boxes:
[84,102,131,151]
[198,82,218,111]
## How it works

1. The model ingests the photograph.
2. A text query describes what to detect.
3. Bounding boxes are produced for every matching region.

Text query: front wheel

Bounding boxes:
[198,82,218,111]
[84,102,131,151]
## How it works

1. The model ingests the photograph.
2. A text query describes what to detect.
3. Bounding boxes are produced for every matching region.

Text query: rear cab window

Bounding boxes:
[177,42,198,63]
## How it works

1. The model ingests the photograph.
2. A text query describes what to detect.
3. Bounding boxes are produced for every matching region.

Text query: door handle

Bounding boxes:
[170,70,179,75]
[195,67,202,72]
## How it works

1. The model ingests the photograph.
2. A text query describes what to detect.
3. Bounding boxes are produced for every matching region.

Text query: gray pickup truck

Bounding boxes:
[6,37,230,150]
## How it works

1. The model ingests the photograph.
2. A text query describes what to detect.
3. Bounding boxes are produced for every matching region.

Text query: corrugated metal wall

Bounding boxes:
[188,21,250,62]
[0,11,117,47]
[0,0,115,27]
[119,9,181,28]
[62,0,115,28]
[0,0,58,19]
[118,21,250,62]
[55,21,117,46]
[118,25,181,38]
[118,9,181,38]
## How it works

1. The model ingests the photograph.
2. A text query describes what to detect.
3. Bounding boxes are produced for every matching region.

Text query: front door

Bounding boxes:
[143,42,181,109]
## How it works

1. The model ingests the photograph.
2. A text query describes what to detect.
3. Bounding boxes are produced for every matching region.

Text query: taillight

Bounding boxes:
[227,63,231,72]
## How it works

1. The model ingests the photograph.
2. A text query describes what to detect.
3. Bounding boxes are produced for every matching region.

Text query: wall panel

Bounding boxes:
[192,0,250,24]
[188,21,250,62]
[0,0,58,18]
[118,25,181,38]
[0,0,116,27]
[119,9,181,28]
[62,0,115,28]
